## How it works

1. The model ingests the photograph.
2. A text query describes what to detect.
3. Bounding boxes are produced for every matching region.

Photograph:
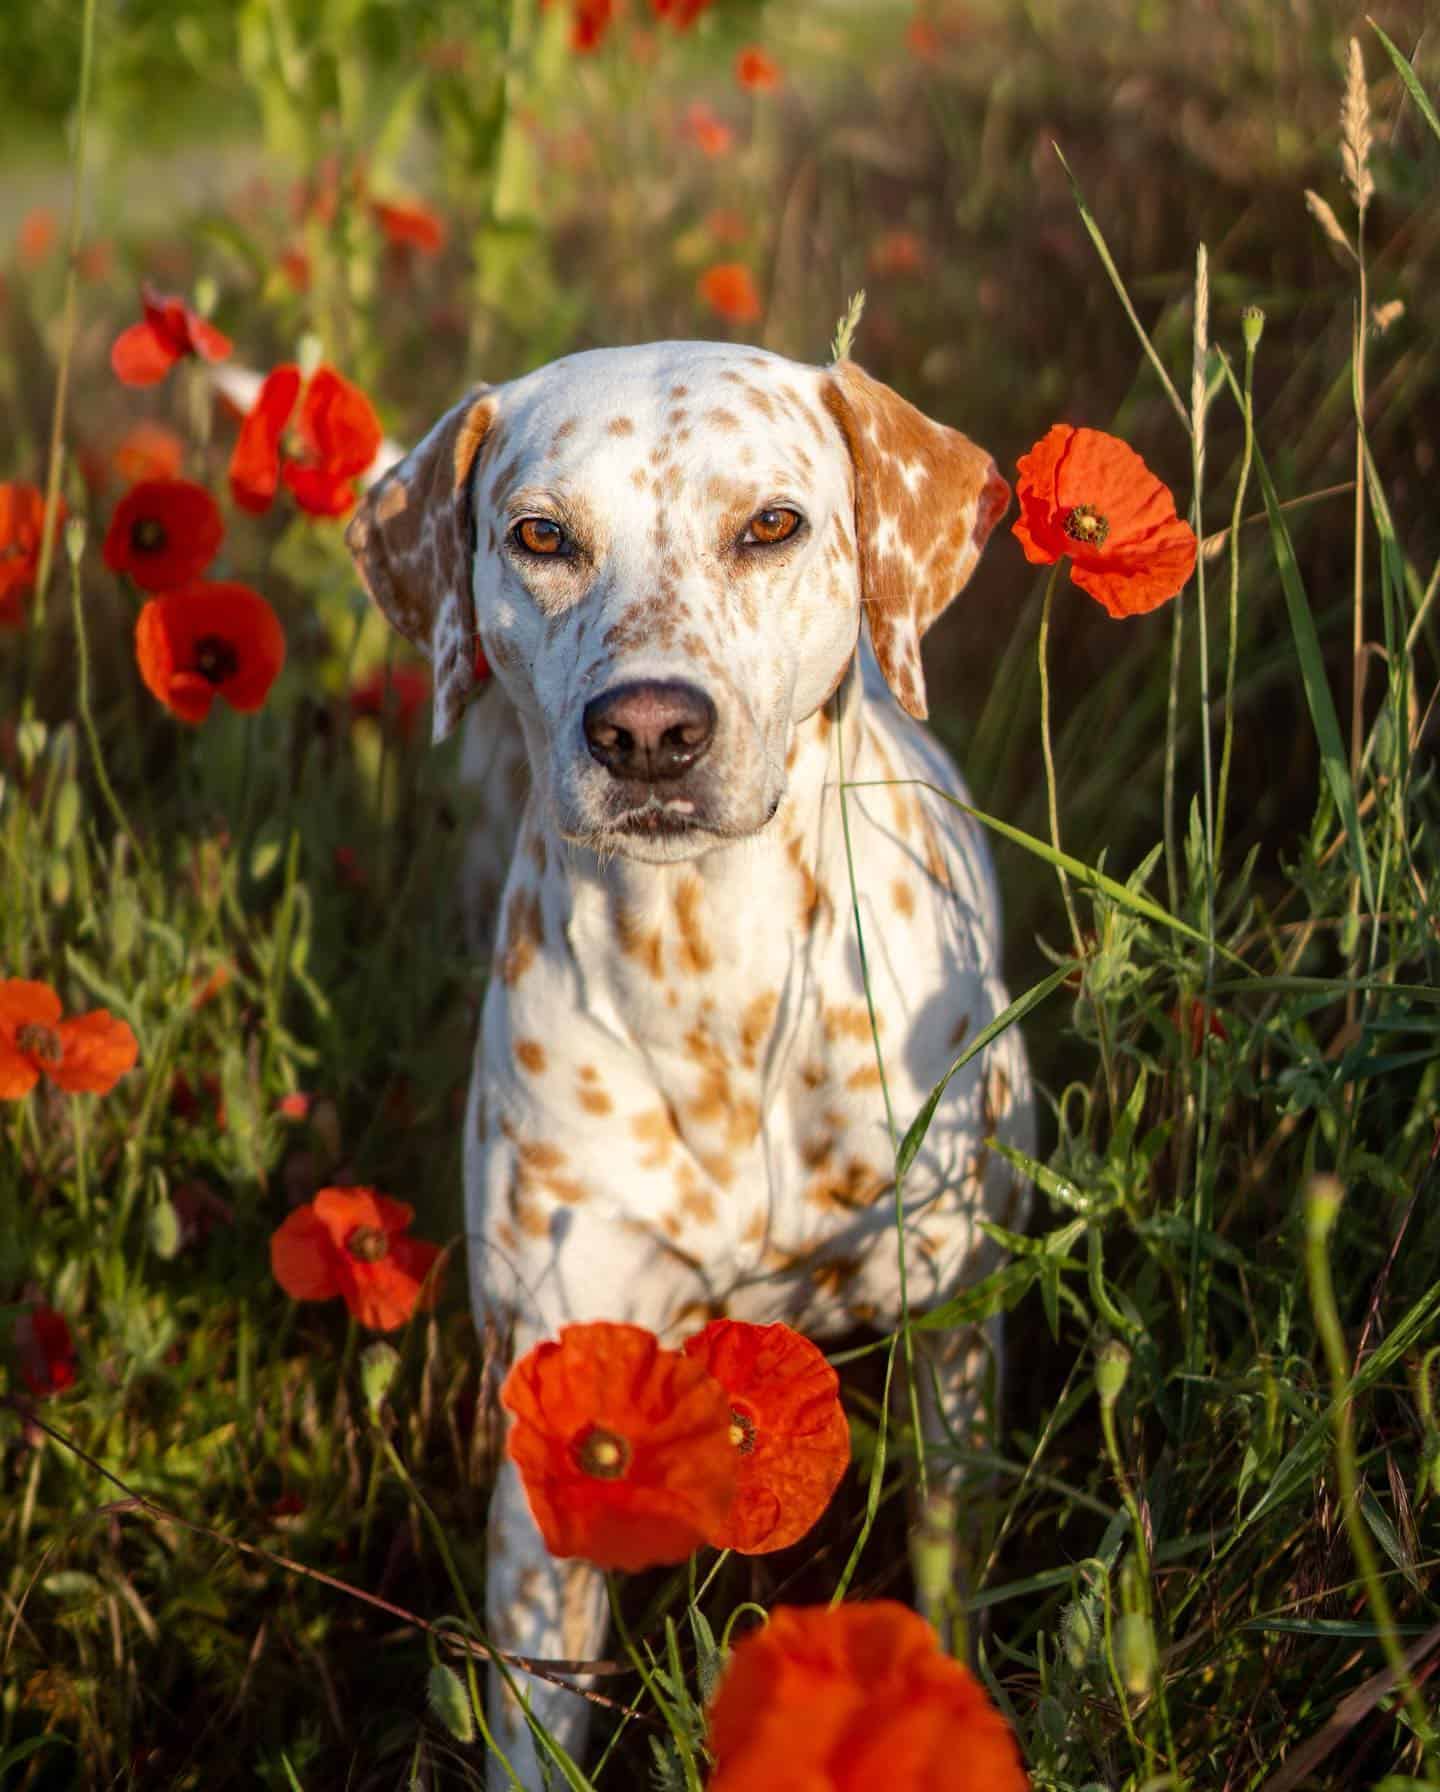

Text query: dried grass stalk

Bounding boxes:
[1342,37,1374,214]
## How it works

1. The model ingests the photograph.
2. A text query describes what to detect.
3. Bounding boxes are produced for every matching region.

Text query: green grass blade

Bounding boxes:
[846,778,1248,968]
[1052,142,1191,437]
[1368,18,1440,145]
[896,965,1073,1181]
[1249,437,1376,914]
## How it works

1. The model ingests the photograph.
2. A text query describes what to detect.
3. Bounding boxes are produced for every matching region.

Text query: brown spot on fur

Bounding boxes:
[807,1159,889,1212]
[824,1004,878,1043]
[375,481,408,522]
[950,1013,971,1048]
[739,990,779,1069]
[607,415,636,437]
[617,908,664,980]
[578,1084,613,1116]
[846,1063,884,1090]
[514,1038,546,1075]
[673,876,714,976]
[500,887,544,986]
[632,1106,679,1169]
[921,816,952,890]
[892,879,915,917]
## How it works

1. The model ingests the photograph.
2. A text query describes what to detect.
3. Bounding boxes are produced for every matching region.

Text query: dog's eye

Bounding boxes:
[512,517,569,557]
[744,507,802,547]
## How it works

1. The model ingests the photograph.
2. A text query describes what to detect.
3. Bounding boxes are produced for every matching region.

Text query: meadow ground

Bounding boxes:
[2,0,1439,1786]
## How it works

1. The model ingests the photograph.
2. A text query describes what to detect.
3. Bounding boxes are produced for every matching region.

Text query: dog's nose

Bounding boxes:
[583,680,717,782]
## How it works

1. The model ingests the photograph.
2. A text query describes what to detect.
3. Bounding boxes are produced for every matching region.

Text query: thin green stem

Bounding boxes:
[1037,565,1083,958]
[605,1578,702,1792]
[1215,332,1259,870]
[833,672,927,1503]
[32,0,98,629]
[1304,1177,1440,1776]
[1163,576,1184,917]
[70,536,147,870]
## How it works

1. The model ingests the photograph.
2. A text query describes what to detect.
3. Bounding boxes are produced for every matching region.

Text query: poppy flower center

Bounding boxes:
[347,1225,390,1262]
[1063,504,1110,548]
[193,635,240,685]
[15,1023,63,1067]
[130,516,168,554]
[728,1406,758,1455]
[574,1425,632,1480]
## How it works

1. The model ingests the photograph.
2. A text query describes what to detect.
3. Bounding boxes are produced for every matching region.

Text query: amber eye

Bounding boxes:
[513,517,568,556]
[744,506,802,547]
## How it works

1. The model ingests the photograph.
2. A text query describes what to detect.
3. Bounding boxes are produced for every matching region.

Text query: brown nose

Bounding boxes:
[583,680,717,783]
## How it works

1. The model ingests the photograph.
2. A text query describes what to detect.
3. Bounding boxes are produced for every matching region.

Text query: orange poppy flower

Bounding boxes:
[501,1321,738,1572]
[698,262,761,324]
[135,582,285,725]
[650,0,712,27]
[14,1303,76,1396]
[705,1603,1031,1792]
[1012,424,1197,619]
[683,103,734,159]
[0,483,66,628]
[372,197,447,254]
[735,46,782,92]
[349,665,430,741]
[113,421,184,486]
[270,1186,443,1331]
[102,479,224,591]
[0,979,139,1100]
[681,1320,849,1553]
[111,284,233,387]
[18,209,57,267]
[229,363,382,518]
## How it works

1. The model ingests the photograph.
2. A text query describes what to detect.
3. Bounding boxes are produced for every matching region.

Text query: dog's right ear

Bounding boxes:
[344,386,497,743]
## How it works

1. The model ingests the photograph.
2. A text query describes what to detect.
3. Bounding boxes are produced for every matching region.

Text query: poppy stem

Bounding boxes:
[30,0,97,630]
[1036,565,1084,962]
[69,532,148,872]
[605,1576,704,1792]
[1214,328,1259,873]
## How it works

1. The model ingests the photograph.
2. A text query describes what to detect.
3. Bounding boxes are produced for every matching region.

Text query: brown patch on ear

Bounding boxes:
[822,360,1010,720]
[345,386,497,743]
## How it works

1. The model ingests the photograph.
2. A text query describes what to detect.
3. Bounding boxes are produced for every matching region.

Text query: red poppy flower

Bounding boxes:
[698,262,761,324]
[706,208,749,246]
[102,479,224,591]
[0,979,139,1100]
[735,46,783,92]
[278,247,312,293]
[0,483,66,628]
[270,1186,443,1331]
[705,1603,1030,1792]
[349,665,430,741]
[869,230,927,278]
[1173,997,1228,1056]
[113,421,184,486]
[906,14,942,59]
[683,102,734,159]
[372,198,447,254]
[681,1320,849,1553]
[135,582,285,725]
[501,1321,737,1572]
[570,0,613,50]
[14,1304,76,1397]
[1012,424,1198,619]
[229,363,382,518]
[77,239,114,283]
[111,284,232,387]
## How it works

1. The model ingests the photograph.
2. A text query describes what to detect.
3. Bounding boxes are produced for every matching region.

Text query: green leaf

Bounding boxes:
[1239,402,1375,913]
[1369,18,1440,146]
[896,965,1073,1181]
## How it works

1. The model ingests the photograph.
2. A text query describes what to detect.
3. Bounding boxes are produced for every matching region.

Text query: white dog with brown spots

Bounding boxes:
[346,342,1032,1784]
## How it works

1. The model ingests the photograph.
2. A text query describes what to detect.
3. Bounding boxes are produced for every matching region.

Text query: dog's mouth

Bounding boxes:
[611,796,709,839]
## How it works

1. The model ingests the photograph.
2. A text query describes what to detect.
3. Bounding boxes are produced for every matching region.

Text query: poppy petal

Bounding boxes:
[102,479,225,591]
[51,1010,139,1094]
[296,366,383,481]
[229,365,301,514]
[281,463,358,517]
[271,1206,346,1302]
[110,322,180,387]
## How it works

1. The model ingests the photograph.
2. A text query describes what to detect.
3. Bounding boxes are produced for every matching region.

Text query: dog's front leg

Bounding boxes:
[485,1425,610,1788]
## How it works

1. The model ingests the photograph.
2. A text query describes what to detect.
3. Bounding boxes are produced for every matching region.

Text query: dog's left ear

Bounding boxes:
[344,386,497,743]
[821,360,1010,721]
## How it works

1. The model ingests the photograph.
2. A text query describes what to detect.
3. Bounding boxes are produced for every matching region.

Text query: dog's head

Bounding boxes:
[346,344,1007,863]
